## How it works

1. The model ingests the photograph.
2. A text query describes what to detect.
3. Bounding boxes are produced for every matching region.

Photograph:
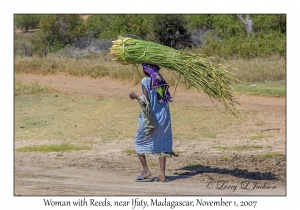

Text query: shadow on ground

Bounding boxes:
[167,165,277,182]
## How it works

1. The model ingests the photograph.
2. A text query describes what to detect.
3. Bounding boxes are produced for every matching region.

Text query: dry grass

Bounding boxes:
[14,54,143,84]
[14,80,59,96]
[15,86,276,144]
[225,56,286,82]
[14,53,286,87]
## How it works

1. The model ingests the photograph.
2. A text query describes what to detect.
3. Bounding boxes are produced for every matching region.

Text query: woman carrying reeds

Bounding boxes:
[129,63,175,182]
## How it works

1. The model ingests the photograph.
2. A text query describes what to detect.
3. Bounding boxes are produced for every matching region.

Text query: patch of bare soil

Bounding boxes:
[14,73,286,196]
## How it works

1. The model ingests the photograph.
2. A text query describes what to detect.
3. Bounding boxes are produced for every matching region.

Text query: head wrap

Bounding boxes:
[142,63,172,103]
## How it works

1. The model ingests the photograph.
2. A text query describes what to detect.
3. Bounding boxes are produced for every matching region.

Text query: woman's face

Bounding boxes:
[143,70,150,77]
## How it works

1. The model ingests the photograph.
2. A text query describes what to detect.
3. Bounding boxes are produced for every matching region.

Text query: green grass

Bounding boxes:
[124,149,137,155]
[220,156,231,161]
[183,163,203,169]
[148,161,157,166]
[249,135,274,140]
[211,145,263,150]
[257,153,282,158]
[233,80,285,97]
[232,145,263,150]
[211,146,229,150]
[15,143,92,153]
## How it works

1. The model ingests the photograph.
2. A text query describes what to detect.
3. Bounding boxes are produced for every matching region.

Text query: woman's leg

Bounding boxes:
[137,154,151,178]
[158,156,167,181]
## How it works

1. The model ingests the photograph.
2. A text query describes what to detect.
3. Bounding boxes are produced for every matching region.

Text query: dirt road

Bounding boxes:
[14,73,286,196]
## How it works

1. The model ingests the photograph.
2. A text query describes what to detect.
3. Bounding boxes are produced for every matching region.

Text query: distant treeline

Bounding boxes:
[14,14,286,58]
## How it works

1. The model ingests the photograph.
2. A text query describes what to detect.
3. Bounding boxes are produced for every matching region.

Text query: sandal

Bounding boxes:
[135,175,152,182]
[154,177,169,182]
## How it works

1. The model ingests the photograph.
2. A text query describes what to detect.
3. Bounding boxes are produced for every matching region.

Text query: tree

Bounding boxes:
[32,14,86,55]
[251,14,286,33]
[149,14,192,50]
[85,14,150,39]
[14,14,43,32]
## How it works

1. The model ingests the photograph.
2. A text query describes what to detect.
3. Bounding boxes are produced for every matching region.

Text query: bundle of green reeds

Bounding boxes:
[110,36,240,114]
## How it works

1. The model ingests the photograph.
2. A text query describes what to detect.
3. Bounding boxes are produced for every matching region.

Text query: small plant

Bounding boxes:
[148,161,157,166]
[211,146,228,150]
[257,153,282,158]
[124,149,137,155]
[183,163,203,169]
[220,156,231,161]
[249,135,274,140]
[15,144,92,153]
[211,145,262,150]
[232,145,262,150]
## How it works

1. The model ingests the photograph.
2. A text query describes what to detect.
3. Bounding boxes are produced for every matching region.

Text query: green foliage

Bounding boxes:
[85,14,150,39]
[201,30,286,58]
[186,14,244,38]
[31,14,86,54]
[26,14,285,59]
[14,14,43,32]
[186,14,286,58]
[149,14,192,50]
[251,14,286,33]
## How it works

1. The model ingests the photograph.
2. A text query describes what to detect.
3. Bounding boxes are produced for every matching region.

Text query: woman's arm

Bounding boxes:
[129,86,149,102]
[129,92,139,100]
[142,86,150,102]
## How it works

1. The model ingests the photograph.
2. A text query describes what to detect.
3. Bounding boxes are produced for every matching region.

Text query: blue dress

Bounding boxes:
[134,77,173,155]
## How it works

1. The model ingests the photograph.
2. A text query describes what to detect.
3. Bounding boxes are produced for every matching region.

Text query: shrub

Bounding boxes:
[149,14,192,50]
[31,14,86,55]
[14,14,43,32]
[85,14,150,40]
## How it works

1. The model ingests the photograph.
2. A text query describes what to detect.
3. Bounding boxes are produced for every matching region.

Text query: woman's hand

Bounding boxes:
[129,92,138,100]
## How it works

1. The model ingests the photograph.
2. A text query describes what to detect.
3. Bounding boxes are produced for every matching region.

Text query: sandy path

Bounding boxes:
[15,165,285,196]
[15,73,285,114]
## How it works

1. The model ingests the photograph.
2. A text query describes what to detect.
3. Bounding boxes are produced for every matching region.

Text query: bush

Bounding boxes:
[31,14,86,55]
[14,14,43,32]
[85,14,150,40]
[201,30,286,59]
[149,14,192,50]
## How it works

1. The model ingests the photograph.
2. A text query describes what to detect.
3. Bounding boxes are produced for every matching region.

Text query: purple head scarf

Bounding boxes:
[142,63,172,103]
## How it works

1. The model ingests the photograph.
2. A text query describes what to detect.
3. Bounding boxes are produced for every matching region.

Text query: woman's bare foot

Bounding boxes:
[140,170,151,178]
[155,175,169,182]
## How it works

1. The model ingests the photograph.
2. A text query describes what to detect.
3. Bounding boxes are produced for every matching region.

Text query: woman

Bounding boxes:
[129,63,174,182]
